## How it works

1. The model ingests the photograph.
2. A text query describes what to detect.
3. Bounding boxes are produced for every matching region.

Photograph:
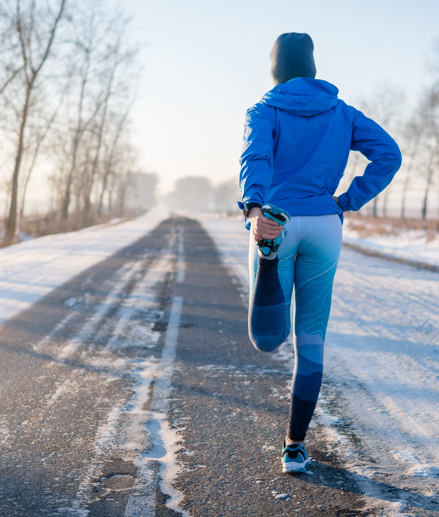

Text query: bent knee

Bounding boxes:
[249,331,284,353]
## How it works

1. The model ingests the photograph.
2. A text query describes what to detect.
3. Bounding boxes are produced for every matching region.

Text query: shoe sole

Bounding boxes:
[282,458,311,474]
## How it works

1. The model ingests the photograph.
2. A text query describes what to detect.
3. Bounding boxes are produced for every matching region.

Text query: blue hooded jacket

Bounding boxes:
[239,78,402,222]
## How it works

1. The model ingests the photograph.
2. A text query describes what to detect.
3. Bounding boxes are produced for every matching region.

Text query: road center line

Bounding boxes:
[176,228,185,283]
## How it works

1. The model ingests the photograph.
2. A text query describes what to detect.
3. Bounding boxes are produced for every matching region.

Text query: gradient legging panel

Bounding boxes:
[249,215,342,440]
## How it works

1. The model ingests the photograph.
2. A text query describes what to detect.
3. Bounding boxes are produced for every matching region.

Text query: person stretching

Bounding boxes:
[238,33,402,473]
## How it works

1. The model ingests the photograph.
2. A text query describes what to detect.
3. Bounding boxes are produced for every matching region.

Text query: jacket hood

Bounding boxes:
[261,78,339,117]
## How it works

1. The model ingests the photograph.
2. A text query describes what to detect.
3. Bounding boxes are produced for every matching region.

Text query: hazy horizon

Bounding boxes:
[4,0,439,219]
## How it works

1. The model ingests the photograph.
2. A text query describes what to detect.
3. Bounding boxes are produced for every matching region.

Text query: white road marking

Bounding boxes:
[176,228,185,283]
[150,296,183,412]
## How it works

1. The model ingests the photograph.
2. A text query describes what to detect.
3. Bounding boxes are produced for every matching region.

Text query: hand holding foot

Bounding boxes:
[248,207,282,242]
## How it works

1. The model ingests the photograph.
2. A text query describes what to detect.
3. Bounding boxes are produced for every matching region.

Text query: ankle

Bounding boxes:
[257,249,277,260]
[286,436,304,446]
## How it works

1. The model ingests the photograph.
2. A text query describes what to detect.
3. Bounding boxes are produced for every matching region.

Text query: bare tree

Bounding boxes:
[81,24,138,222]
[58,3,139,225]
[413,84,439,219]
[18,86,67,228]
[359,85,406,217]
[0,0,143,239]
[2,0,66,245]
[400,118,423,218]
[60,3,109,221]
[0,5,23,96]
[214,177,241,212]
[97,103,132,216]
[166,177,213,211]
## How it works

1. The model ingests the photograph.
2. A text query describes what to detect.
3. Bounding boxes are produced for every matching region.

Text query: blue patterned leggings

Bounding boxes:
[248,215,342,441]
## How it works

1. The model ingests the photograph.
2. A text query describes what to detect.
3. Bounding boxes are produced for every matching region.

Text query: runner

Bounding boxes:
[238,32,402,473]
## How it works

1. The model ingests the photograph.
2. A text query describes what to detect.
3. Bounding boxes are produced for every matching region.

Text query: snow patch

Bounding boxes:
[0,210,168,326]
[343,219,439,269]
[201,215,439,514]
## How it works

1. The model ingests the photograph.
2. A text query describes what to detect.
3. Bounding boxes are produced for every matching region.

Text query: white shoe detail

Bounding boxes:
[282,457,311,473]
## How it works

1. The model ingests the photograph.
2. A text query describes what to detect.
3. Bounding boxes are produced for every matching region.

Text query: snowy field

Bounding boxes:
[200,214,439,516]
[0,210,168,324]
[343,219,439,269]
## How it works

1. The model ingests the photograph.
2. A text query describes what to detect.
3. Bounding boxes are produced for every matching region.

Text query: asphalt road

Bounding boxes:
[0,216,436,516]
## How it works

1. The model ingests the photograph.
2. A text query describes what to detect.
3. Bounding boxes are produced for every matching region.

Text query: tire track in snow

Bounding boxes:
[58,224,188,515]
[122,229,187,516]
[0,259,143,459]
[124,296,185,517]
[0,217,193,516]
[57,261,141,361]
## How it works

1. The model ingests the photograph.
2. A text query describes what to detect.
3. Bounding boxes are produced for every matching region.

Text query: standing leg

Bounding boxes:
[287,215,342,442]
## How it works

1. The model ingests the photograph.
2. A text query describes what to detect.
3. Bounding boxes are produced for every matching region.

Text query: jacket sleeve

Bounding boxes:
[239,105,275,206]
[337,109,402,212]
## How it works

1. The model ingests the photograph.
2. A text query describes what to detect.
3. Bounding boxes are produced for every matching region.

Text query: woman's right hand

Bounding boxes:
[248,207,282,242]
[332,196,342,209]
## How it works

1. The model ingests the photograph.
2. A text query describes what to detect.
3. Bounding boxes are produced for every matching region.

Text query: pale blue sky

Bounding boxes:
[124,0,439,193]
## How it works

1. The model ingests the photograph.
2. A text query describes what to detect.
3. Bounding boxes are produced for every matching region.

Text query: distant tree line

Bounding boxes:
[339,43,439,220]
[165,176,241,213]
[0,0,151,245]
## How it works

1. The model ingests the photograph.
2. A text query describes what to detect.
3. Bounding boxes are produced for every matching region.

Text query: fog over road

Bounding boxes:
[0,216,437,516]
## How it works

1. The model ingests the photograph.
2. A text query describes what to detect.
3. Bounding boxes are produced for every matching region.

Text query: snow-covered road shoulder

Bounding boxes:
[343,218,439,270]
[199,214,439,516]
[0,210,168,325]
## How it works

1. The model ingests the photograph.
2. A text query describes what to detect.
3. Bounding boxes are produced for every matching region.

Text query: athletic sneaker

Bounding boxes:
[258,204,290,256]
[282,441,311,473]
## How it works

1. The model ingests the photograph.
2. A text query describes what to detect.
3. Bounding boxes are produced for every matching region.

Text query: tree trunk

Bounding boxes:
[19,90,65,224]
[4,87,32,246]
[348,152,360,183]
[119,187,126,217]
[383,185,391,217]
[4,0,66,239]
[61,50,93,221]
[97,108,130,216]
[401,168,410,219]
[422,154,435,220]
[83,59,117,221]
[372,195,379,217]
[422,185,429,220]
[401,132,422,219]
[61,133,82,220]
[98,172,110,217]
